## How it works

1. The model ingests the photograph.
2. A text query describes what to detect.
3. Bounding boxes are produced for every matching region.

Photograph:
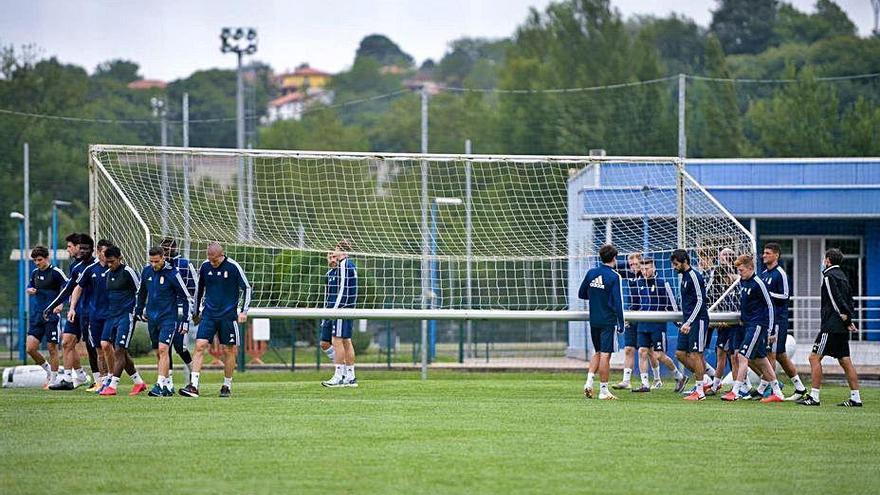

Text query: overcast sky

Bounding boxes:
[0,0,874,81]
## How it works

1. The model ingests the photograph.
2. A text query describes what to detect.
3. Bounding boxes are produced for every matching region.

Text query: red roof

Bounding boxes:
[268,92,305,107]
[127,79,167,90]
[292,66,330,77]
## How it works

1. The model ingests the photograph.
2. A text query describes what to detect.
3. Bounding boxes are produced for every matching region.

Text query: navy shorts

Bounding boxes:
[728,325,744,352]
[623,323,637,348]
[767,321,788,354]
[196,319,239,346]
[88,317,105,347]
[322,319,353,339]
[103,314,135,349]
[148,318,177,348]
[590,325,619,354]
[28,318,61,344]
[637,322,666,352]
[172,322,189,349]
[676,319,708,353]
[715,327,731,351]
[739,324,768,360]
[62,314,82,340]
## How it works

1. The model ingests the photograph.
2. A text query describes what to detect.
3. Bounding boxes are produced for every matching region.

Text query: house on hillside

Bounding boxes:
[266,64,333,123]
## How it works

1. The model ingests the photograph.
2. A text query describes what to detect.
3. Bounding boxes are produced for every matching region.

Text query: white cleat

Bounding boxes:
[343,378,359,388]
[784,389,809,401]
[598,391,619,400]
[611,381,631,390]
[651,379,663,390]
[321,376,345,388]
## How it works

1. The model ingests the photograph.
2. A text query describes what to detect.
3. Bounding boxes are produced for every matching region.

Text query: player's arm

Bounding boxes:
[232,260,251,323]
[683,271,704,326]
[44,274,77,319]
[134,267,148,320]
[825,274,854,322]
[610,274,625,332]
[768,271,789,300]
[577,270,590,300]
[67,285,83,322]
[26,269,36,295]
[172,269,193,321]
[663,281,678,312]
[757,279,775,339]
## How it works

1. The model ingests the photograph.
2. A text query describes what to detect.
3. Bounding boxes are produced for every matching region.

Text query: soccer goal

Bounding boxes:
[89,145,751,326]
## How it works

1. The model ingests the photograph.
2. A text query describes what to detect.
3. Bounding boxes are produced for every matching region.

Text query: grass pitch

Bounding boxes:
[1,371,878,494]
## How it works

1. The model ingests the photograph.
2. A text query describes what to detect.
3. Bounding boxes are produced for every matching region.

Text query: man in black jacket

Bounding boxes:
[798,248,862,407]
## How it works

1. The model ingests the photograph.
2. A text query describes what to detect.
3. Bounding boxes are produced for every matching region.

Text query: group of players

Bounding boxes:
[25,232,360,397]
[579,243,864,407]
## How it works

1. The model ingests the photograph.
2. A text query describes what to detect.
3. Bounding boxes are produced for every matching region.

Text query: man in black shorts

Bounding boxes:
[798,248,862,407]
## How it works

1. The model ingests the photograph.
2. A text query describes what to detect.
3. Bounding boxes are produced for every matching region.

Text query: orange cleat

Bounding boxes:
[721,391,739,401]
[99,386,117,396]
[684,391,705,401]
[129,383,148,396]
[760,394,784,403]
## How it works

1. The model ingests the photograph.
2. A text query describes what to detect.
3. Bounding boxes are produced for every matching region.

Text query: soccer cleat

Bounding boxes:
[161,387,174,397]
[684,391,705,401]
[737,389,751,400]
[85,382,100,393]
[179,384,200,397]
[704,387,717,397]
[631,386,651,393]
[343,378,359,388]
[583,386,593,399]
[147,384,164,397]
[797,396,820,406]
[674,375,689,393]
[741,389,762,401]
[721,391,739,401]
[219,385,231,398]
[681,385,696,395]
[129,383,148,396]
[598,391,618,400]
[73,376,90,389]
[321,376,345,388]
[837,399,863,407]
[651,379,663,390]
[49,380,74,391]
[99,386,117,396]
[760,394,784,403]
[611,381,631,390]
[784,389,809,401]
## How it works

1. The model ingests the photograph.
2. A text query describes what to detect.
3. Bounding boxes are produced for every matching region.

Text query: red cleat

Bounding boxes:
[760,394,784,403]
[684,391,705,401]
[129,383,148,396]
[721,391,739,401]
[99,386,117,396]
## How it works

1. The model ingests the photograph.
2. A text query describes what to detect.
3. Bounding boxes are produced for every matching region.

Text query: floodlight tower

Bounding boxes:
[220,27,257,240]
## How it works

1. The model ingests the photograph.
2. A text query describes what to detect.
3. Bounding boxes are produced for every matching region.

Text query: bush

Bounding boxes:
[128,323,153,357]
[352,328,371,354]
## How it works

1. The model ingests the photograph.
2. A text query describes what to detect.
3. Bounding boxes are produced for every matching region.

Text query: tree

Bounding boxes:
[630,14,707,75]
[693,35,745,157]
[93,59,141,83]
[354,34,414,68]
[259,109,369,152]
[710,0,779,55]
[775,0,856,45]
[436,38,511,88]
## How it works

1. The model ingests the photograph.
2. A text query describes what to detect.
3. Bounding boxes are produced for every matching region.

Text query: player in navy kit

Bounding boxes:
[25,246,68,387]
[160,237,197,391]
[68,239,113,392]
[181,242,252,398]
[671,249,710,401]
[579,244,625,400]
[321,240,359,388]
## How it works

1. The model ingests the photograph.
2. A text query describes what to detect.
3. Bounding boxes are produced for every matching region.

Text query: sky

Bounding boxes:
[0,0,874,81]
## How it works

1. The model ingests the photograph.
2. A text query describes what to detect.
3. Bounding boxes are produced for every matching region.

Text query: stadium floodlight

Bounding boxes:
[51,199,71,266]
[220,27,258,55]
[10,211,24,220]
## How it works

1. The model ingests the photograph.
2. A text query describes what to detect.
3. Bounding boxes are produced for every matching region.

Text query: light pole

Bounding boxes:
[51,200,71,267]
[429,197,463,360]
[11,211,26,363]
[152,97,170,235]
[221,27,257,241]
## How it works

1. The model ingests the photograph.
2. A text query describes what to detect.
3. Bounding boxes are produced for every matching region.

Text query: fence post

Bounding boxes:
[290,323,296,372]
[458,320,464,364]
[315,320,321,371]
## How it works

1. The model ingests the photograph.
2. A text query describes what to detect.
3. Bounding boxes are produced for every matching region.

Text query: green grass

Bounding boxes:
[1,371,878,494]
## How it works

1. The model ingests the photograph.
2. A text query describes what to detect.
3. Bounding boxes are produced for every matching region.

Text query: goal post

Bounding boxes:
[89,145,750,324]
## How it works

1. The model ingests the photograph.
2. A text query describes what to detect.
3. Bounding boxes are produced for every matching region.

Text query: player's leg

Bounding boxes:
[218,321,238,397]
[181,319,217,397]
[171,322,193,390]
[150,320,176,397]
[322,319,347,387]
[614,325,636,389]
[583,326,600,398]
[597,327,617,400]
[26,326,54,385]
[46,321,60,384]
[837,356,862,406]
[683,321,706,400]
[724,324,761,401]
[633,330,652,392]
[673,343,691,393]
[97,319,116,393]
[319,320,335,361]
[339,321,357,386]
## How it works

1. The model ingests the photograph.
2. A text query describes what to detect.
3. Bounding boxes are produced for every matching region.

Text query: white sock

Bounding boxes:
[167,374,174,389]
[674,366,684,380]
[63,368,72,380]
[771,380,783,398]
[705,364,716,378]
[130,372,144,385]
[757,380,769,394]
[93,372,102,385]
[696,381,705,397]
[811,388,821,402]
[325,347,336,361]
[599,382,609,394]
[851,390,861,403]
[223,376,232,388]
[622,368,632,382]
[191,372,200,388]
[50,370,58,383]
[110,376,120,388]
[713,377,722,389]
[75,368,86,380]
[334,364,344,379]
[157,375,166,386]
[703,374,711,386]
[652,366,661,380]
[346,365,355,380]
[744,377,753,390]
[732,380,743,396]
[585,372,595,389]
[640,373,649,387]
[40,362,52,378]
[792,375,805,391]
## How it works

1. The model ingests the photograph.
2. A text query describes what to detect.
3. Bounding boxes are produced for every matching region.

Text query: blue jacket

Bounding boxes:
[105,264,140,318]
[45,256,95,315]
[633,276,677,312]
[135,261,192,322]
[29,265,68,321]
[195,256,252,320]
[170,255,197,315]
[760,265,789,324]
[77,262,110,320]
[679,267,709,326]
[578,263,625,330]
[324,257,358,309]
[739,273,774,328]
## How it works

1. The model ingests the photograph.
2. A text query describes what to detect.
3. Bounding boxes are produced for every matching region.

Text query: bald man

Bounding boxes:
[180,243,252,398]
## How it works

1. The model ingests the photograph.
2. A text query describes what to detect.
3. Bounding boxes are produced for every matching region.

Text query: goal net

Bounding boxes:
[89,146,751,325]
